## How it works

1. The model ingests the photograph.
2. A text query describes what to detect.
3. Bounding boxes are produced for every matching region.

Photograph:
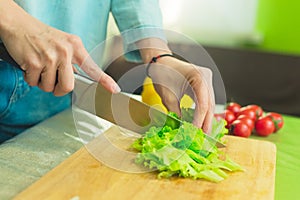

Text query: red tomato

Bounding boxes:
[236,115,255,130]
[245,104,263,118]
[237,107,257,121]
[226,102,241,115]
[230,120,252,138]
[225,110,236,128]
[266,112,284,132]
[255,116,275,136]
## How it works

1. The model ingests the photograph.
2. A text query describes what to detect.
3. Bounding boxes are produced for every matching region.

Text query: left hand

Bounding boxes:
[147,56,215,133]
[0,1,120,96]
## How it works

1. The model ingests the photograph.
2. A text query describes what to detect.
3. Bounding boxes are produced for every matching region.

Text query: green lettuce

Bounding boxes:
[131,110,243,182]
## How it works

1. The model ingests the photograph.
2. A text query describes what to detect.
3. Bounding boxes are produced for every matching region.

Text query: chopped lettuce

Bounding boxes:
[131,110,243,182]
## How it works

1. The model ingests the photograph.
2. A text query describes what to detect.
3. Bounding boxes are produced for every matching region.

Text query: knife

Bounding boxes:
[73,73,225,148]
[0,43,225,148]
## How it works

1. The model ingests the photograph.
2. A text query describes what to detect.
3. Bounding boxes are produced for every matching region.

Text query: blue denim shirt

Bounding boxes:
[0,0,163,142]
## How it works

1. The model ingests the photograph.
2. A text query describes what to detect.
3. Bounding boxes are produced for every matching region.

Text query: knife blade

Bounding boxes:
[73,73,225,148]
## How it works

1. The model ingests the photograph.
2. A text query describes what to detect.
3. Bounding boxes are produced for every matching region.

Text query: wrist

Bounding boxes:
[145,54,175,77]
[137,38,172,63]
[141,49,172,63]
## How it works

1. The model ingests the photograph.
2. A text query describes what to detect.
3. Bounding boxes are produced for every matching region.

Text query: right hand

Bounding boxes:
[0,1,120,96]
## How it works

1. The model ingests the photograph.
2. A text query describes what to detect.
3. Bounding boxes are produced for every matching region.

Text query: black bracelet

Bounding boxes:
[145,53,175,77]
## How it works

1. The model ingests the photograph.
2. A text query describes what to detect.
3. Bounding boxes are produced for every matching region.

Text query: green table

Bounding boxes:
[0,109,299,200]
[252,115,300,200]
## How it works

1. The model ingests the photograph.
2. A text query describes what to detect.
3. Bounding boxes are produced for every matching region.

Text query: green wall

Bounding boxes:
[255,0,300,55]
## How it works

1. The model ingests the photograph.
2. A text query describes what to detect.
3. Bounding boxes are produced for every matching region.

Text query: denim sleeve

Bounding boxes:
[111,0,166,63]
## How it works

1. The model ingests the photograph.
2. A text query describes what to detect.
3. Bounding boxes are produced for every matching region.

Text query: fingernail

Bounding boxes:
[112,84,121,93]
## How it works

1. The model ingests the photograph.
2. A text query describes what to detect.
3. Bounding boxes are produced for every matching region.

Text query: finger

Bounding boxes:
[159,87,181,117]
[201,102,215,134]
[53,63,74,96]
[22,64,43,86]
[98,70,121,94]
[186,67,215,133]
[202,72,215,134]
[38,67,57,92]
[73,47,120,93]
[38,50,59,92]
[192,80,210,130]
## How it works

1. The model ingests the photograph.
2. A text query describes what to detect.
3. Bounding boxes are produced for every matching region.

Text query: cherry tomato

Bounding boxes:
[230,120,252,138]
[255,116,275,136]
[226,102,241,116]
[225,110,236,128]
[236,115,255,130]
[237,107,257,121]
[245,104,263,118]
[266,112,284,132]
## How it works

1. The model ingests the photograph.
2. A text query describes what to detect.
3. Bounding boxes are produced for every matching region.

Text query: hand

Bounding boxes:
[147,57,215,133]
[0,1,120,96]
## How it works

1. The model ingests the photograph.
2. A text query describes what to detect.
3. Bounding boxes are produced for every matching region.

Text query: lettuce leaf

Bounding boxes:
[131,111,243,182]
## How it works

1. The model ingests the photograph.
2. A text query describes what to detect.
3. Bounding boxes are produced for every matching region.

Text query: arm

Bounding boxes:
[0,0,120,95]
[111,0,215,132]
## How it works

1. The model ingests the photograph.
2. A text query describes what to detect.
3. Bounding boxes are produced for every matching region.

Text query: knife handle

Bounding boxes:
[0,43,19,68]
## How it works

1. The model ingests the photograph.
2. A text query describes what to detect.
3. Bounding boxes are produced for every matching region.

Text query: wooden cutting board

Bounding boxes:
[14,126,276,200]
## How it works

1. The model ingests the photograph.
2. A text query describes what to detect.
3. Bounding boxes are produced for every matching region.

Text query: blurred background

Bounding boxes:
[105,0,300,117]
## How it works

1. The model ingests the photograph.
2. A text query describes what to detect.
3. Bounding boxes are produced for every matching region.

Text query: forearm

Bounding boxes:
[0,0,39,40]
[0,0,18,38]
